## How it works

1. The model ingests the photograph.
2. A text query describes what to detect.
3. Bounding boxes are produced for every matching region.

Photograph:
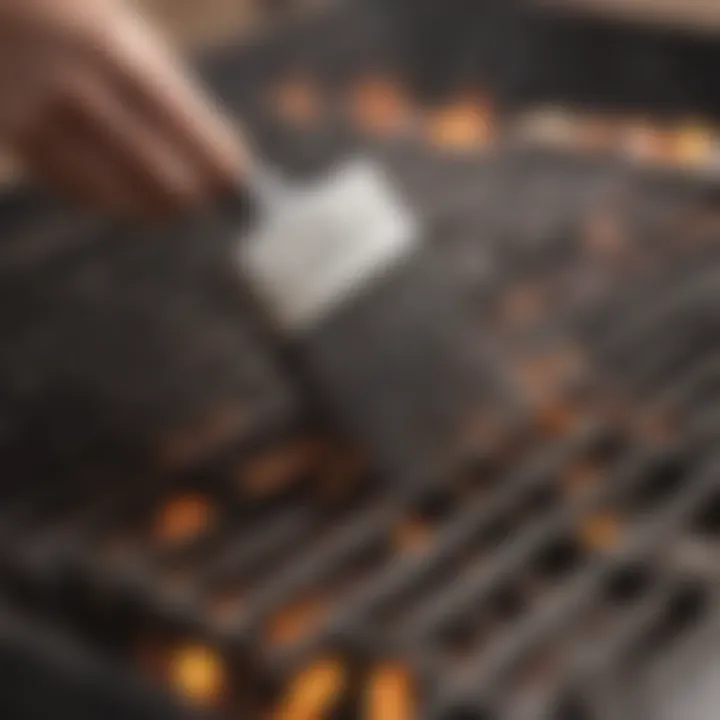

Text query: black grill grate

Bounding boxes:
[3,2,720,719]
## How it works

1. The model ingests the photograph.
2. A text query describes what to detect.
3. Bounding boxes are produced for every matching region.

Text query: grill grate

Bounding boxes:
[4,3,720,719]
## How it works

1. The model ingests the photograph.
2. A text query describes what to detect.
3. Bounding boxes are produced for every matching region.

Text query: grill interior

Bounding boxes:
[3,2,720,719]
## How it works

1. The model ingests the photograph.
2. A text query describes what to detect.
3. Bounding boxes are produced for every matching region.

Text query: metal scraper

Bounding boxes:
[238,157,419,334]
[234,155,487,489]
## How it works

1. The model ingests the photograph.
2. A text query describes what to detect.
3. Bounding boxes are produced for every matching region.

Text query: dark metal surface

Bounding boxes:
[2,2,720,719]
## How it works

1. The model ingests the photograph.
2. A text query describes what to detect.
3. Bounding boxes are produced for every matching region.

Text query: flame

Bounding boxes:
[272,657,346,720]
[425,96,494,151]
[154,494,213,545]
[168,644,226,707]
[366,663,415,720]
[579,513,623,551]
[266,596,328,647]
[348,77,412,136]
[273,76,323,126]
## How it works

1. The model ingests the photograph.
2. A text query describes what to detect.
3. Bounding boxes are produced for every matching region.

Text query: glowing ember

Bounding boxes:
[154,494,213,545]
[671,122,715,168]
[168,645,226,707]
[425,97,493,151]
[366,663,415,720]
[348,77,412,136]
[272,656,346,720]
[579,513,623,551]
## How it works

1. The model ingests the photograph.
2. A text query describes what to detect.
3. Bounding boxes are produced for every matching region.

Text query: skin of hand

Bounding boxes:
[0,0,246,219]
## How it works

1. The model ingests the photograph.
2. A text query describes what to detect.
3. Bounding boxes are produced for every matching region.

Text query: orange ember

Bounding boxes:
[671,122,714,168]
[579,513,623,551]
[272,657,346,720]
[366,663,415,720]
[154,494,213,545]
[168,644,226,708]
[425,97,493,151]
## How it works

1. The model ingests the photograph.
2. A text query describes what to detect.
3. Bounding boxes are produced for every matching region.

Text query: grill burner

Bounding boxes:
[3,2,720,719]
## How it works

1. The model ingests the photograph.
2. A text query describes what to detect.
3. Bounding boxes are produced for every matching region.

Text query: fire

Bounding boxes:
[348,77,412,136]
[425,96,494,151]
[366,663,415,720]
[154,493,213,545]
[168,644,226,707]
[272,657,346,720]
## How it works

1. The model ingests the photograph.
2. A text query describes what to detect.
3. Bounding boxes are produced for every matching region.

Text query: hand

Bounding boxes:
[0,0,245,219]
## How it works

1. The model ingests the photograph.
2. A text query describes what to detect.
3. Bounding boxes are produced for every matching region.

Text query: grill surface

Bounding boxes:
[3,3,720,719]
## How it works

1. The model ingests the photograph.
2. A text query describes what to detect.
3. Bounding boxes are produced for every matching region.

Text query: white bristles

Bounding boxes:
[238,158,418,333]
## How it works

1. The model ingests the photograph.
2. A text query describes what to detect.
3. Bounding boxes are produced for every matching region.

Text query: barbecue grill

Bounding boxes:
[2,1,720,718]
